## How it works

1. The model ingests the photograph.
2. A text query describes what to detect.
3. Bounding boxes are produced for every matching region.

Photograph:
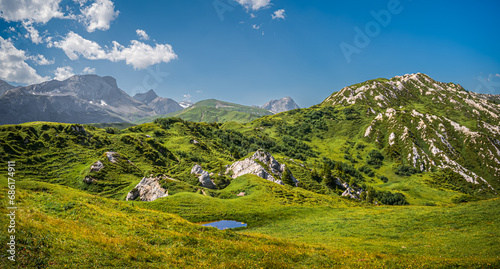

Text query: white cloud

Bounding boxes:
[234,0,271,11]
[183,94,192,102]
[250,13,256,18]
[271,9,285,20]
[54,31,178,69]
[53,31,107,60]
[0,36,48,84]
[54,66,74,81]
[496,74,500,78]
[252,24,260,30]
[22,21,42,44]
[8,26,16,32]
[82,67,96,74]
[79,0,119,32]
[0,0,65,24]
[108,40,177,69]
[30,54,55,65]
[136,29,149,40]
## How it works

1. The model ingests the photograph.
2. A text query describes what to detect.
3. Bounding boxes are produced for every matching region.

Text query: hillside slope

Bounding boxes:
[135,99,273,124]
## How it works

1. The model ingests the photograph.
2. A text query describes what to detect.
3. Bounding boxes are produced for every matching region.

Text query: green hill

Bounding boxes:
[1,74,500,267]
[135,99,273,124]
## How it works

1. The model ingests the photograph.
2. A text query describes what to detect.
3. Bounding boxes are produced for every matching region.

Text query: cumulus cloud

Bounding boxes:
[79,0,119,32]
[0,37,48,84]
[183,94,192,102]
[53,31,107,60]
[252,24,260,30]
[234,0,271,11]
[54,66,74,81]
[0,0,65,24]
[82,67,96,74]
[54,31,177,69]
[271,9,285,20]
[496,74,500,78]
[136,29,149,40]
[22,21,43,44]
[30,54,55,65]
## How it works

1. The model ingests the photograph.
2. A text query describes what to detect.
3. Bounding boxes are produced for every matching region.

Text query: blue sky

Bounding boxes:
[1,0,499,108]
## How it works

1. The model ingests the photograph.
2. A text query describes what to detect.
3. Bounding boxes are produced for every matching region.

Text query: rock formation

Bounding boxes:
[191,164,217,189]
[126,176,168,202]
[261,96,300,113]
[226,150,299,186]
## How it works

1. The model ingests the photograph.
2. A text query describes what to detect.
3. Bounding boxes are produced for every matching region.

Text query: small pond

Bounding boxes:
[198,220,247,230]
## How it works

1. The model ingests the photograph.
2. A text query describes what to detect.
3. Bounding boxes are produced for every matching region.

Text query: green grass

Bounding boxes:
[1,175,498,268]
[134,99,273,124]
[1,80,499,268]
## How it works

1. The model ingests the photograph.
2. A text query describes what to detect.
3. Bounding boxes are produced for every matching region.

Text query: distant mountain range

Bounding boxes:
[0,75,299,125]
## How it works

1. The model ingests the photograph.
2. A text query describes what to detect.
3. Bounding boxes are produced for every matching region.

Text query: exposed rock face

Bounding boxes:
[261,96,300,113]
[126,176,168,202]
[226,150,299,186]
[133,89,183,115]
[191,164,217,189]
[106,152,120,163]
[90,161,103,172]
[341,182,363,200]
[0,79,15,96]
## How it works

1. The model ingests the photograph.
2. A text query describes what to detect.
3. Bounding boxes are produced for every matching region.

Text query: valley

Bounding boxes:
[0,73,499,268]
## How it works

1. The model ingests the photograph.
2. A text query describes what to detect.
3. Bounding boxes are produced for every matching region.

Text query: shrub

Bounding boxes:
[367,150,384,168]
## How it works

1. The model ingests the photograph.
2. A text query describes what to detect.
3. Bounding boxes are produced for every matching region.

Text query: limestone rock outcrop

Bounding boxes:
[191,164,217,189]
[226,150,299,186]
[126,176,168,202]
[340,182,363,200]
[90,160,103,172]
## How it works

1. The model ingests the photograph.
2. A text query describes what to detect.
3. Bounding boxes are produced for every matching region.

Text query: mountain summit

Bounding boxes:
[0,79,15,96]
[322,73,500,191]
[261,96,300,113]
[133,89,183,115]
[0,75,154,124]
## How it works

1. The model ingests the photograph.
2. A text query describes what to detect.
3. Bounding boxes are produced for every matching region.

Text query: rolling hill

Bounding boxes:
[135,99,274,124]
[1,73,499,267]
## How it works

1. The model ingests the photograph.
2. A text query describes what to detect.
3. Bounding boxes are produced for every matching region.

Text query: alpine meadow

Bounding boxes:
[1,0,500,268]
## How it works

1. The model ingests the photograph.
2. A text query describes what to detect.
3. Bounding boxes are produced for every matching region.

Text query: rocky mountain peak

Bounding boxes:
[261,96,300,113]
[133,89,159,104]
[0,79,15,96]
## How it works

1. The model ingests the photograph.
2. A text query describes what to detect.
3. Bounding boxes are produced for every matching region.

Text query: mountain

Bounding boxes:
[1,73,498,268]
[179,101,193,108]
[0,79,15,96]
[0,75,155,125]
[133,89,183,115]
[261,96,300,113]
[322,73,500,190]
[135,99,273,124]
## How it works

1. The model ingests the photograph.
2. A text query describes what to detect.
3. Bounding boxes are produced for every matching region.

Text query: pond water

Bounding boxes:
[198,220,247,230]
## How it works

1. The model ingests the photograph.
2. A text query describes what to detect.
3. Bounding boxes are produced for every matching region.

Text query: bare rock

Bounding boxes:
[126,177,168,202]
[90,160,103,172]
[341,182,363,200]
[106,152,120,163]
[83,176,96,184]
[226,150,299,186]
[191,164,217,189]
